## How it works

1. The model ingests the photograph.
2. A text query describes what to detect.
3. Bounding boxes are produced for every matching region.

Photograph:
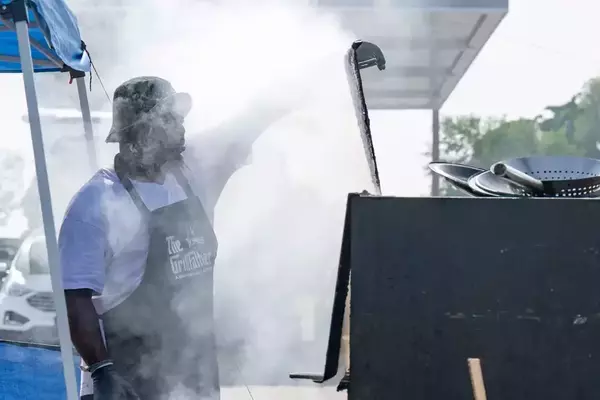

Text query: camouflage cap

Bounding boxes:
[105,76,192,143]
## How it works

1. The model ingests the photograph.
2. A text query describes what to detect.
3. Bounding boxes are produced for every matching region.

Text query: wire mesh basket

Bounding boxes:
[471,156,600,198]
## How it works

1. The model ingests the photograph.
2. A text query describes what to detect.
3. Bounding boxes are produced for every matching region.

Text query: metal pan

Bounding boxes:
[428,162,491,197]
[470,171,534,197]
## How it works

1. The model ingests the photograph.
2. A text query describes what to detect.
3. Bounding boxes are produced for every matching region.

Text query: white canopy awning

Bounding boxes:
[319,0,508,109]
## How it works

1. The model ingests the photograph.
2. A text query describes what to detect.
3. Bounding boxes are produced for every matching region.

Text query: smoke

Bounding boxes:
[151,1,369,394]
[110,1,368,395]
[0,76,28,152]
[13,0,374,398]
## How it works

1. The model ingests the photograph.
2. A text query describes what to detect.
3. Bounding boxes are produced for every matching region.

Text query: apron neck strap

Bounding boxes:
[114,155,197,215]
[170,165,196,200]
[114,155,152,216]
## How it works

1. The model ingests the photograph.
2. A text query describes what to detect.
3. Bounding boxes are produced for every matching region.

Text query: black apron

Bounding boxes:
[101,164,220,399]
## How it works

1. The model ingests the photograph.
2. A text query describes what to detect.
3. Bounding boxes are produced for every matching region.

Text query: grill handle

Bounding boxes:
[491,162,545,193]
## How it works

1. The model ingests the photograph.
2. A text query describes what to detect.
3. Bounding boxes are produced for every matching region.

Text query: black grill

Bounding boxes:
[26,292,55,312]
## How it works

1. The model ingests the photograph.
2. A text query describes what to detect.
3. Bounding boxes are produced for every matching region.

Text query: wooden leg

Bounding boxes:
[341,276,351,370]
[468,358,487,400]
[336,279,352,392]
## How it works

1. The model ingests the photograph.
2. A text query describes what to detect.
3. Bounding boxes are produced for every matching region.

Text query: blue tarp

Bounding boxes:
[0,0,91,73]
[0,342,81,399]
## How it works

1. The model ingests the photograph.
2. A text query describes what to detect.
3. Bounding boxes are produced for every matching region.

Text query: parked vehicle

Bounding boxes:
[0,234,57,344]
[0,237,23,287]
[20,107,114,231]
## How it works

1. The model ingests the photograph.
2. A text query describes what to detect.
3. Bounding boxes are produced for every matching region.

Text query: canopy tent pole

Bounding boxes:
[431,109,440,196]
[13,2,78,399]
[76,76,98,170]
[429,11,441,197]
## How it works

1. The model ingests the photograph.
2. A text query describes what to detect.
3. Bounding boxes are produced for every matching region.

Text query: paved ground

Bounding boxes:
[223,386,346,400]
[1,341,349,399]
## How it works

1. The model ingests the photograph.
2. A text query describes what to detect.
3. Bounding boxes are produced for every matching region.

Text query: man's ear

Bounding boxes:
[118,142,138,159]
[128,143,137,155]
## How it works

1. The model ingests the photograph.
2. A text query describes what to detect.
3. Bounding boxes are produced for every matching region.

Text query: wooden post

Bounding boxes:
[468,358,487,400]
[341,276,351,370]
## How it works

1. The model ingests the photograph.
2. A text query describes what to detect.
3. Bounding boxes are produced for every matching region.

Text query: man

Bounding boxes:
[59,76,291,399]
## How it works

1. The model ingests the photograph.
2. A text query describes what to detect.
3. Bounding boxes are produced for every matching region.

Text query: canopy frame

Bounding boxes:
[3,1,97,399]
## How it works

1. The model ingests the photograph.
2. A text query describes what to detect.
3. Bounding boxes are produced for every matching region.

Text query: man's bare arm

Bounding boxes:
[65,289,108,366]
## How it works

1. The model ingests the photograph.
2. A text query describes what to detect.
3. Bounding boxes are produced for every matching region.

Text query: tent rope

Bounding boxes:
[81,40,111,104]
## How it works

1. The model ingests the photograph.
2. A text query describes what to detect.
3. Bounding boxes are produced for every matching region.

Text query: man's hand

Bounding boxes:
[91,362,139,400]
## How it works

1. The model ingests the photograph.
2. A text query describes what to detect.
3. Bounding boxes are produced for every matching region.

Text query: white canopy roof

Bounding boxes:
[319,0,508,109]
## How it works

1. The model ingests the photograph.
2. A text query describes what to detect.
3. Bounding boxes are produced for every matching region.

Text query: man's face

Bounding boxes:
[134,109,187,166]
[152,109,186,148]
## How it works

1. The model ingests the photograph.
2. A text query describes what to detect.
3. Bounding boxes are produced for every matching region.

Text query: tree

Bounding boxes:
[534,77,600,158]
[570,78,600,157]
[429,116,499,196]
[538,94,584,144]
[437,115,491,166]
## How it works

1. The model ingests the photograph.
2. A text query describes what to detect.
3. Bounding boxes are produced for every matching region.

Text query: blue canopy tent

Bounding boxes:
[0,0,94,398]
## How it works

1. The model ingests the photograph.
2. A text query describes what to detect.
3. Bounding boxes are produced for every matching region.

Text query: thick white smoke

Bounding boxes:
[14,0,375,398]
[101,1,369,395]
[0,76,32,236]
